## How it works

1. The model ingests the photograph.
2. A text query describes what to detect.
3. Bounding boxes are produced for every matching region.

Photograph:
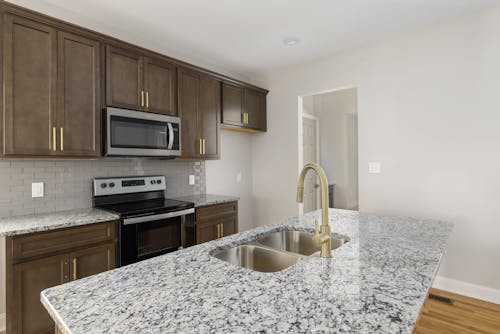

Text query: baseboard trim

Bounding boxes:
[0,312,5,332]
[433,275,500,305]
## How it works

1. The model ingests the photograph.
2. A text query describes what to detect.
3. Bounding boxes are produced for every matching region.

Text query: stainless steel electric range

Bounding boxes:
[92,175,195,266]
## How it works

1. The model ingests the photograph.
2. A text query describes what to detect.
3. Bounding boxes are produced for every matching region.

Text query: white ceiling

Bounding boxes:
[8,0,500,79]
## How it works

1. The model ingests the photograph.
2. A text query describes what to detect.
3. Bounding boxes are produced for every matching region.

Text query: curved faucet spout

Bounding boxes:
[296,163,332,258]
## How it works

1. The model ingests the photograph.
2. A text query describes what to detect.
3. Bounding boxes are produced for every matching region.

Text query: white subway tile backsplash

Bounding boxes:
[0,159,205,218]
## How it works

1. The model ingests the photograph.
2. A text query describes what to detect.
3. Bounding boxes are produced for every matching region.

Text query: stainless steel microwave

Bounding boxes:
[104,107,181,157]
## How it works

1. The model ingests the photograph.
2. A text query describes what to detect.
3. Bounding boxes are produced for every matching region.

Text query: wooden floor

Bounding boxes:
[415,288,500,334]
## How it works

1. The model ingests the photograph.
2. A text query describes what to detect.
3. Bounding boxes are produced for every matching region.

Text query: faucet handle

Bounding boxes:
[314,219,320,235]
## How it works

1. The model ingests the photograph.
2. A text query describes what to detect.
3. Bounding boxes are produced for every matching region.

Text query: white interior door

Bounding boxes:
[302,116,319,213]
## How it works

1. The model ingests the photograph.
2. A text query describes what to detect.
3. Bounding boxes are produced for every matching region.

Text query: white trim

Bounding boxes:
[298,96,304,216]
[0,312,5,332]
[433,275,500,305]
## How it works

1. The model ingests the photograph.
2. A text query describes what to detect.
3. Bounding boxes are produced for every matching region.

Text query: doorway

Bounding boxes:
[299,87,359,213]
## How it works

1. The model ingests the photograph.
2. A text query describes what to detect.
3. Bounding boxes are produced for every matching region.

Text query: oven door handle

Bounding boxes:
[167,122,174,150]
[123,208,194,225]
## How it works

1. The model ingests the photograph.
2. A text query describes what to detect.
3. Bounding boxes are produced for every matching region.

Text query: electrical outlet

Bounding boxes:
[237,173,242,184]
[32,182,44,198]
[189,175,195,185]
[368,162,381,174]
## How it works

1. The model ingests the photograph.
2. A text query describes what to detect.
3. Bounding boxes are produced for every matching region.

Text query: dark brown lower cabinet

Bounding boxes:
[6,221,117,334]
[69,243,115,281]
[11,254,69,334]
[195,202,238,244]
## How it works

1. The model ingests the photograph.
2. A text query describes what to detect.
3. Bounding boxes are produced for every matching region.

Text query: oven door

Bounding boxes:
[120,208,194,266]
[105,107,181,157]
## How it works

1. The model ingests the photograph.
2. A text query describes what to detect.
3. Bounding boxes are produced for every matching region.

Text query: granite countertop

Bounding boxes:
[41,209,452,334]
[172,193,239,207]
[0,208,120,236]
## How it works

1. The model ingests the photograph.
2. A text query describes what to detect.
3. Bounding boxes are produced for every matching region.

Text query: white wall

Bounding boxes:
[313,89,358,210]
[206,131,255,232]
[252,6,500,292]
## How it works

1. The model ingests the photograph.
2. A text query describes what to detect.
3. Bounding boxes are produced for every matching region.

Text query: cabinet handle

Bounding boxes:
[199,139,203,155]
[146,91,149,108]
[60,128,64,151]
[72,258,77,280]
[52,127,57,151]
[221,223,224,237]
[216,224,221,238]
[202,139,206,155]
[141,91,145,107]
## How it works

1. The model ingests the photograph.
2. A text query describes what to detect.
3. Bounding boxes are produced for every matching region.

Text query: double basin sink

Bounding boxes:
[212,229,349,273]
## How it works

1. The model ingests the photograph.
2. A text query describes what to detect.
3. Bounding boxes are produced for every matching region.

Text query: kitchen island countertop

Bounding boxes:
[41,209,452,333]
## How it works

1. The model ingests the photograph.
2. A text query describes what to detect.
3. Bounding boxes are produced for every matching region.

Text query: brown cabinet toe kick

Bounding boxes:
[5,221,118,334]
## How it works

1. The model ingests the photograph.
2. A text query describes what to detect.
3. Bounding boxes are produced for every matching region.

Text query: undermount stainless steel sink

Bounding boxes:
[256,230,350,256]
[211,229,349,273]
[212,244,303,273]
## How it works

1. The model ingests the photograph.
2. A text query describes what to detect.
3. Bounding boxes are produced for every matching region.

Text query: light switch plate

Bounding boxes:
[368,162,381,174]
[237,173,242,183]
[189,175,195,185]
[32,182,44,198]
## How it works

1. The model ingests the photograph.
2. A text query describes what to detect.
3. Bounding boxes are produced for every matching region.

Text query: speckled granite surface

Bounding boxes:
[41,209,452,334]
[172,193,239,207]
[0,208,119,236]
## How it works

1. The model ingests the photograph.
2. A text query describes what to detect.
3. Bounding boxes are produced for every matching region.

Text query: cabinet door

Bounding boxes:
[244,88,267,131]
[221,83,243,126]
[57,31,101,157]
[69,243,115,281]
[106,45,143,110]
[3,15,57,156]
[198,75,220,159]
[219,216,236,238]
[144,56,177,116]
[11,254,69,334]
[196,221,219,244]
[177,68,200,159]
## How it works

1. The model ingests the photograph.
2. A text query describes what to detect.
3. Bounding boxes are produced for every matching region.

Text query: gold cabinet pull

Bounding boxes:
[221,224,224,237]
[216,224,221,238]
[199,139,203,155]
[202,139,206,155]
[146,91,149,108]
[52,127,57,151]
[141,91,145,107]
[72,258,77,280]
[60,128,64,151]
[243,112,249,124]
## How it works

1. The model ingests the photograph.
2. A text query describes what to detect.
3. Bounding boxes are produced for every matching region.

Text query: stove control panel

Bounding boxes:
[93,175,166,196]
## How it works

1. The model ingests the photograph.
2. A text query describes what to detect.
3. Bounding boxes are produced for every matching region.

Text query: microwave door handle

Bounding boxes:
[167,123,174,150]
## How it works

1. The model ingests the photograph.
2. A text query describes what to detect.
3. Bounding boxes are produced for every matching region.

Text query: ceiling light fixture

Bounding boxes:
[283,37,300,46]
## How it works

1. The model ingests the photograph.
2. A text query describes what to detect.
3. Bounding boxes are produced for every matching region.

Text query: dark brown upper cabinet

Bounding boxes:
[244,87,267,131]
[221,83,267,132]
[57,31,101,157]
[106,45,177,116]
[3,15,57,156]
[178,68,220,159]
[3,14,101,157]
[221,82,244,127]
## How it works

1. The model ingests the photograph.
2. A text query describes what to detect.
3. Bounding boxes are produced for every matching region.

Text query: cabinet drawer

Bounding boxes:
[11,221,116,262]
[196,202,236,221]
